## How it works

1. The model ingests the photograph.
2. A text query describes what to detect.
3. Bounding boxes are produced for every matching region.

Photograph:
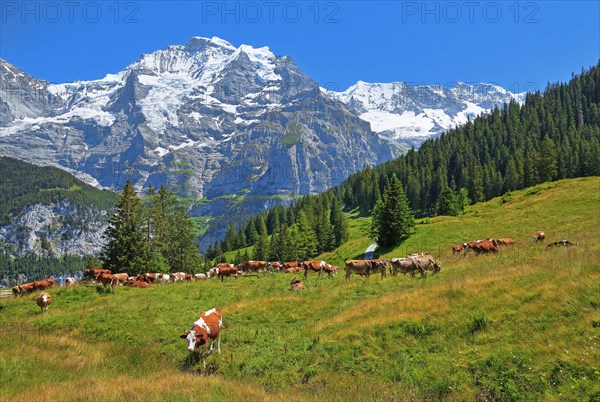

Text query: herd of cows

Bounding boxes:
[6,230,580,359]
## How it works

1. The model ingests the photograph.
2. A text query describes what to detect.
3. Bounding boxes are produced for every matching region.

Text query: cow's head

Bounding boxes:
[180,327,208,352]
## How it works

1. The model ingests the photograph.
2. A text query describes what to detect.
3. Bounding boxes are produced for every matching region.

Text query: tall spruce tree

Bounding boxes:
[100,181,148,274]
[371,174,415,247]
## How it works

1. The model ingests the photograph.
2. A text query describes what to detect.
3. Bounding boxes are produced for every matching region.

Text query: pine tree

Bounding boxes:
[100,181,148,275]
[455,188,470,215]
[538,137,558,182]
[436,186,457,216]
[296,211,317,259]
[330,198,348,248]
[253,234,269,261]
[371,174,416,247]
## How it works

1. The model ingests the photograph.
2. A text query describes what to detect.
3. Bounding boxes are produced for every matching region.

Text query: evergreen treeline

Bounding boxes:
[0,253,86,286]
[101,181,204,275]
[0,156,117,225]
[219,63,599,256]
[207,192,348,263]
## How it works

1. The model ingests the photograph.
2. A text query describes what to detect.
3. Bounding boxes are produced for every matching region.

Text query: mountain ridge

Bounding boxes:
[0,36,527,246]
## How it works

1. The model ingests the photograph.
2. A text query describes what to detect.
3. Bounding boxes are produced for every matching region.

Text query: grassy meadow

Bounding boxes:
[0,177,599,401]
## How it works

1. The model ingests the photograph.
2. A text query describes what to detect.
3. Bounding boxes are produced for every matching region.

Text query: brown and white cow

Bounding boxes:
[180,308,223,359]
[65,277,76,286]
[534,231,545,242]
[323,265,339,277]
[33,280,53,291]
[344,260,387,281]
[303,260,329,278]
[463,239,499,254]
[97,273,117,288]
[172,272,188,283]
[284,266,303,273]
[218,266,238,282]
[451,244,464,254]
[268,261,282,272]
[207,267,220,279]
[15,282,36,295]
[194,273,208,280]
[389,258,425,277]
[36,292,52,312]
[112,273,129,285]
[84,268,111,281]
[124,280,151,288]
[238,261,267,273]
[283,261,301,270]
[496,238,516,246]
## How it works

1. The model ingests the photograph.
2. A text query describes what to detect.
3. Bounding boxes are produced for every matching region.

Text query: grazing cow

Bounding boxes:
[65,277,76,286]
[194,273,207,280]
[389,258,425,277]
[303,260,328,278]
[412,255,441,275]
[268,261,282,272]
[97,273,117,288]
[12,286,21,296]
[180,308,223,360]
[36,292,52,312]
[218,266,238,282]
[534,231,545,242]
[184,274,193,282]
[84,268,111,281]
[283,261,301,270]
[451,244,463,254]
[344,260,387,281]
[124,280,151,288]
[33,280,52,291]
[238,261,267,273]
[546,240,578,249]
[290,277,306,291]
[47,278,58,288]
[323,265,339,277]
[16,282,36,295]
[463,240,499,254]
[112,273,129,285]
[285,266,302,273]
[207,267,219,279]
[496,238,516,246]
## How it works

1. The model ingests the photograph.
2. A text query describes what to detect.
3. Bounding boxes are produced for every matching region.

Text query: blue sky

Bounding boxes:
[1,1,598,92]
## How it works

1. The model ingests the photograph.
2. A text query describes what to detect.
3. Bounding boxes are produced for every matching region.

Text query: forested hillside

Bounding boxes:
[0,157,117,225]
[219,63,599,258]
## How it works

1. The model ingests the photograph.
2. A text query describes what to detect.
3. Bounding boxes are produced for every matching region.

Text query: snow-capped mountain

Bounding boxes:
[0,36,394,245]
[324,81,525,148]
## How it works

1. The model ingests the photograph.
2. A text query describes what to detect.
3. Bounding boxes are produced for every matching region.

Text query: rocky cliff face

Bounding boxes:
[0,201,108,257]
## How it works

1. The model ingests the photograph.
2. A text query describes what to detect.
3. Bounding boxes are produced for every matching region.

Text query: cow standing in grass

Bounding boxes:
[36,292,52,312]
[344,260,387,281]
[180,308,223,364]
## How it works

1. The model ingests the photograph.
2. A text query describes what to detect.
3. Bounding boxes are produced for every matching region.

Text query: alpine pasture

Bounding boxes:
[1,177,598,401]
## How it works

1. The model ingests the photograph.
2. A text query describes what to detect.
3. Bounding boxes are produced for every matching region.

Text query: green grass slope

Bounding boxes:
[0,177,598,401]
